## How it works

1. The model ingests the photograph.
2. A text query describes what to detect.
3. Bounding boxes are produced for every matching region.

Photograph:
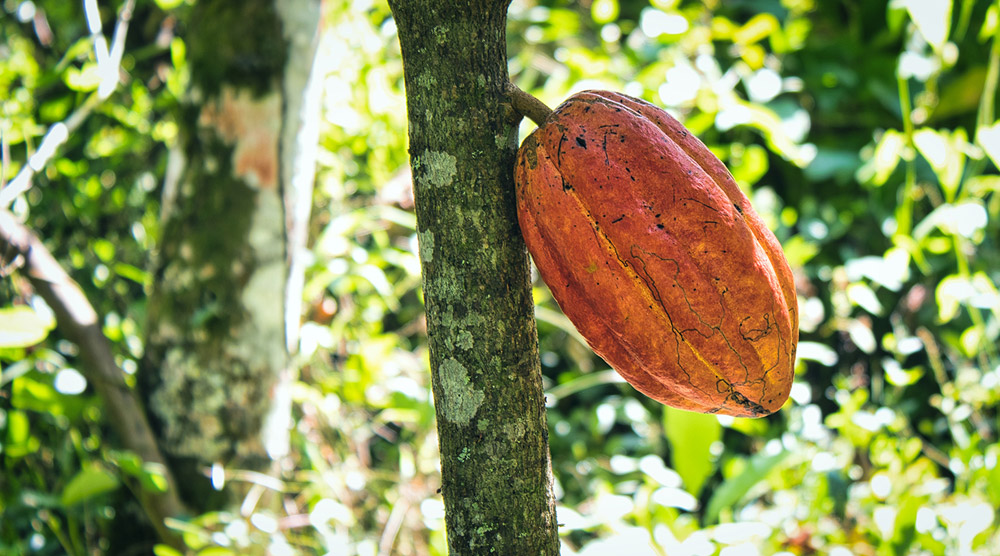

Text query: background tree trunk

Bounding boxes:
[141,0,322,507]
[388,1,560,553]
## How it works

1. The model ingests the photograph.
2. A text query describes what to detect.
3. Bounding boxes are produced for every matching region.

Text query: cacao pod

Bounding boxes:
[515,90,797,417]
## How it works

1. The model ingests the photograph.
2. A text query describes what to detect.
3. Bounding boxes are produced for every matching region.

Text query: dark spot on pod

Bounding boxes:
[612,215,625,223]
[656,224,664,229]
[734,204,743,214]
[576,136,587,148]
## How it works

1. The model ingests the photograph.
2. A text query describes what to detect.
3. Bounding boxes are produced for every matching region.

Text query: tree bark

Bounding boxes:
[142,0,322,507]
[389,1,559,554]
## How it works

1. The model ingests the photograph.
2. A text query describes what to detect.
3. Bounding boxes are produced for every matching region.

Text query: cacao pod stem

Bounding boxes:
[506,82,553,126]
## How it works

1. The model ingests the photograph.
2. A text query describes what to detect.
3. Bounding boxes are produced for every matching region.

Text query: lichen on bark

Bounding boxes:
[438,358,485,426]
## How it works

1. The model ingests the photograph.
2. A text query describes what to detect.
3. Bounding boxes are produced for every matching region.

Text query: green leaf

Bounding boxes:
[60,468,120,506]
[935,272,1000,322]
[781,235,820,268]
[847,283,884,316]
[111,451,170,493]
[733,13,779,45]
[197,548,237,556]
[664,407,721,498]
[0,306,55,348]
[64,62,101,92]
[914,201,988,241]
[93,239,116,262]
[3,410,40,458]
[885,363,924,387]
[982,3,999,40]
[139,463,170,493]
[913,128,966,201]
[12,377,66,416]
[704,449,788,524]
[966,175,1000,197]
[987,446,1000,506]
[153,546,185,556]
[905,0,952,51]
[155,0,186,9]
[113,262,150,285]
[977,121,1000,170]
[871,129,905,186]
[110,450,144,475]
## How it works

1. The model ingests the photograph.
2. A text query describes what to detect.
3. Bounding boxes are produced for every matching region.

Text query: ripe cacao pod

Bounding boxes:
[515,90,797,417]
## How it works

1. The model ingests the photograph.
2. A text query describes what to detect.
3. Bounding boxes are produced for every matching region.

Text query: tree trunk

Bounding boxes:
[388,1,559,554]
[141,0,322,507]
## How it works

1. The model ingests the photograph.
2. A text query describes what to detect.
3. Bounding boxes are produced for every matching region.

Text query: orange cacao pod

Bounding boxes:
[515,90,797,417]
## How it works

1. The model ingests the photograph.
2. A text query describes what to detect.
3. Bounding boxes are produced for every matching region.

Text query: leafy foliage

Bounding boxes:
[2,0,999,554]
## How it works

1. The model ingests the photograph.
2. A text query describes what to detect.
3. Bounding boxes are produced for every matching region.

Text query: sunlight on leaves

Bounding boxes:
[935,272,1000,322]
[862,129,905,186]
[913,127,966,200]
[0,306,54,348]
[914,201,988,241]
[903,0,953,51]
[977,120,1000,169]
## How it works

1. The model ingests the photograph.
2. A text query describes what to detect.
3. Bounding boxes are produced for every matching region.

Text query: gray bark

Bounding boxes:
[388,1,560,553]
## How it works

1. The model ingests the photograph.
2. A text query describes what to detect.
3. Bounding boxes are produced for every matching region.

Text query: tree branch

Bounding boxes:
[0,209,186,549]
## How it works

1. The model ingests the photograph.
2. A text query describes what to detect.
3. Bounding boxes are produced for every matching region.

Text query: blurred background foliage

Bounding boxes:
[2,0,999,554]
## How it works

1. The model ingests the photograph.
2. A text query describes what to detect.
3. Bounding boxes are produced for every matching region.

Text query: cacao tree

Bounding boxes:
[388,0,560,553]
